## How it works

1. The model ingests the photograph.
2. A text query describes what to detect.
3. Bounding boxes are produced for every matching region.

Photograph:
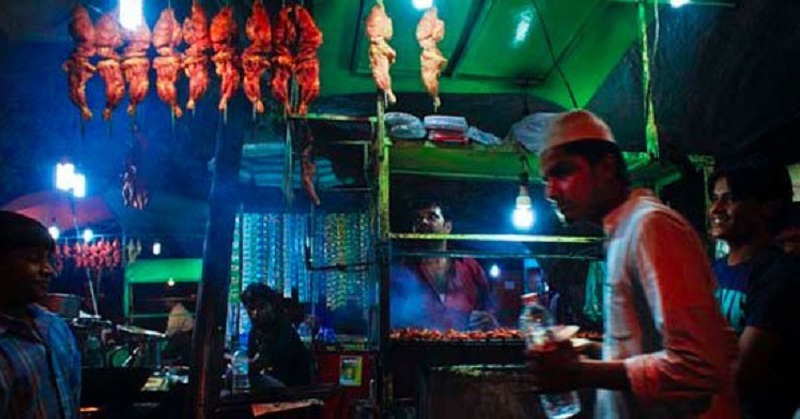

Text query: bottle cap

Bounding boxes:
[521,293,539,305]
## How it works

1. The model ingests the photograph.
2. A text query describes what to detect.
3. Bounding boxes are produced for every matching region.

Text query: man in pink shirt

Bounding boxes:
[390,201,498,331]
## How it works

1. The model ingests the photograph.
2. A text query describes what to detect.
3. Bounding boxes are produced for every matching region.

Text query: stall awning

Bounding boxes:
[125,259,203,284]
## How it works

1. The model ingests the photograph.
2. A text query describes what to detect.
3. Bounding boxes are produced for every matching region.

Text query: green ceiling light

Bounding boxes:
[412,0,433,10]
[670,0,690,7]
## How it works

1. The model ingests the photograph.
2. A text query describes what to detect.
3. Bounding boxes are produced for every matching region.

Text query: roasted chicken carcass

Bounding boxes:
[97,59,125,120]
[69,5,95,57]
[153,8,183,56]
[294,6,322,116]
[243,0,272,114]
[95,12,122,59]
[211,6,240,112]
[416,7,447,110]
[153,55,183,118]
[183,2,211,110]
[365,2,397,104]
[246,0,272,53]
[63,53,96,120]
[270,5,296,114]
[153,8,183,117]
[122,57,150,116]
[122,22,152,116]
[65,5,96,120]
[95,12,125,120]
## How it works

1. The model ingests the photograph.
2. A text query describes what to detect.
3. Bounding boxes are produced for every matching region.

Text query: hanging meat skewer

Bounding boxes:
[365,0,397,104]
[153,8,184,118]
[416,6,447,111]
[63,5,96,120]
[121,21,151,116]
[294,5,322,116]
[122,128,149,210]
[300,122,320,205]
[270,5,295,115]
[210,6,240,113]
[182,1,211,111]
[242,0,272,114]
[95,12,126,120]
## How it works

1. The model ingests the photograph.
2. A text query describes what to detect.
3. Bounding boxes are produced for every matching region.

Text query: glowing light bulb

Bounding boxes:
[412,0,433,10]
[119,0,144,30]
[489,264,501,278]
[670,0,690,8]
[48,226,60,240]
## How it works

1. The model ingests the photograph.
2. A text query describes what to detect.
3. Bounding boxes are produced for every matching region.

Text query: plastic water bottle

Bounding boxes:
[519,293,581,419]
[231,347,251,394]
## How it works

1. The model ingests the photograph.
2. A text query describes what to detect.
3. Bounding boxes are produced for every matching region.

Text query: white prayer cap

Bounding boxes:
[539,110,615,156]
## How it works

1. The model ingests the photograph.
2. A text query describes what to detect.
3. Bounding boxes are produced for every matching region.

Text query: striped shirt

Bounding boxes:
[0,304,81,419]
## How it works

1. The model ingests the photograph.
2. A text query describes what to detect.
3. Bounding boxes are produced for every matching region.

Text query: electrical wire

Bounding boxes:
[531,0,578,109]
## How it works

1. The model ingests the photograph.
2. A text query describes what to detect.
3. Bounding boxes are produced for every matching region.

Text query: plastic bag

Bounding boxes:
[507,112,559,153]
[423,115,468,133]
[466,126,502,146]
[385,112,427,140]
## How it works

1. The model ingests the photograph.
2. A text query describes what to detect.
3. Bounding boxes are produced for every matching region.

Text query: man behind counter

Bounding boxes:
[241,283,312,389]
[390,200,499,331]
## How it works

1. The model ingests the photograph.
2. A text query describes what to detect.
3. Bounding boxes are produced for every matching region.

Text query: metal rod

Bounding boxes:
[394,250,602,260]
[288,112,378,123]
[389,233,603,244]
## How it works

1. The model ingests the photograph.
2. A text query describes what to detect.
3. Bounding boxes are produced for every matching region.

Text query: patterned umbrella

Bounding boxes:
[1,190,114,230]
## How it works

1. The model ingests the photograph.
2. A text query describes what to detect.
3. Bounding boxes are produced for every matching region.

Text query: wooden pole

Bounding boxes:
[186,96,245,419]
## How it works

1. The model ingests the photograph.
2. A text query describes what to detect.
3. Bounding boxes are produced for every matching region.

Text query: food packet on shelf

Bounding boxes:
[466,126,502,146]
[423,115,468,133]
[385,112,427,140]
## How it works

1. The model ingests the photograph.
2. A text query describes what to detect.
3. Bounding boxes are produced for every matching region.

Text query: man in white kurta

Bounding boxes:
[527,110,738,418]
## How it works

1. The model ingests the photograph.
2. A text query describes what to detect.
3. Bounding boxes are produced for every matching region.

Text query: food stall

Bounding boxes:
[4,0,767,417]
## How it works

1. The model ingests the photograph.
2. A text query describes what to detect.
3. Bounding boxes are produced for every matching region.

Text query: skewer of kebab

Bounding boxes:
[95,12,126,120]
[294,5,322,116]
[210,6,240,117]
[242,0,272,116]
[270,5,296,116]
[182,1,211,112]
[153,7,184,118]
[121,18,151,116]
[63,5,96,121]
[365,0,397,105]
[416,6,447,112]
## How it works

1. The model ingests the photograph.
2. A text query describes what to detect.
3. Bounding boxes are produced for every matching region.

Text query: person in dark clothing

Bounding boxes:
[240,283,312,389]
[708,158,800,418]
[0,211,81,419]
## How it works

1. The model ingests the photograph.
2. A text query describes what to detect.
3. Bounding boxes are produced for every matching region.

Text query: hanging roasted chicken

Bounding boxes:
[153,8,184,117]
[63,5,96,120]
[182,1,211,112]
[294,6,322,116]
[210,6,240,113]
[365,0,397,104]
[242,0,272,114]
[270,5,295,115]
[270,5,323,115]
[416,6,447,111]
[121,20,152,116]
[95,12,126,120]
